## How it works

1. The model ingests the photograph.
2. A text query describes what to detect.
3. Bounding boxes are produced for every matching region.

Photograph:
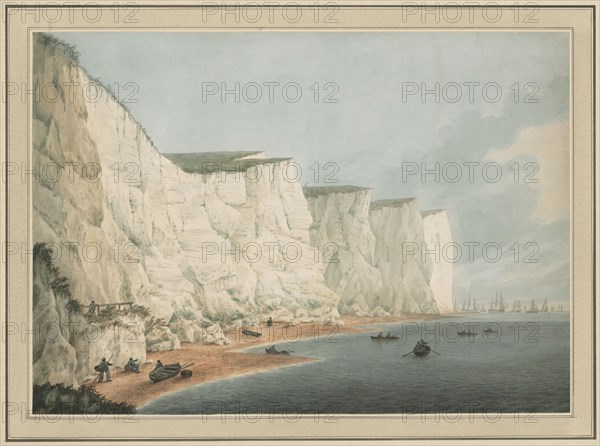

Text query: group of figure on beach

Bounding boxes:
[94,316,276,383]
[94,357,165,383]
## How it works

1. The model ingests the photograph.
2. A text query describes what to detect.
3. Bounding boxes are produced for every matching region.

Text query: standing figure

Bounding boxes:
[267,317,273,328]
[88,300,97,315]
[96,357,112,383]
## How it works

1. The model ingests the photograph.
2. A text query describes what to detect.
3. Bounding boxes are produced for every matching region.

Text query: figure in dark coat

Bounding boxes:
[96,357,112,382]
[124,357,140,373]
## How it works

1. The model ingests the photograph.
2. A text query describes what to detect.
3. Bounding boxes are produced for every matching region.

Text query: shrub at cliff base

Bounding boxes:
[33,383,137,414]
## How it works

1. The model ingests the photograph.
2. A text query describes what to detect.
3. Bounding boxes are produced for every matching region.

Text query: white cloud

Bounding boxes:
[485,119,570,224]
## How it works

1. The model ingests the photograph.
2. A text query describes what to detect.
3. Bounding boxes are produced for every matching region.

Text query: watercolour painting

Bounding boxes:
[1,2,597,444]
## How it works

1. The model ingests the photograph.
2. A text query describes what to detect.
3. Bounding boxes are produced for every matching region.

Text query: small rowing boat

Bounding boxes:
[242,329,262,338]
[265,346,292,355]
[148,362,195,383]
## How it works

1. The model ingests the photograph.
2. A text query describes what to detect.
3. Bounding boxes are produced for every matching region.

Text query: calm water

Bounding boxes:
[140,313,570,414]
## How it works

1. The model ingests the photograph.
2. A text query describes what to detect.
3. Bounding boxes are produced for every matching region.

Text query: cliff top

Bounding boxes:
[303,185,371,197]
[369,198,416,210]
[421,209,446,217]
[164,152,292,174]
[37,33,80,64]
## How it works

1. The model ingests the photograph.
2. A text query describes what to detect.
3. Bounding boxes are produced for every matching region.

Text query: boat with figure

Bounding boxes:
[265,346,292,355]
[413,343,431,357]
[403,340,440,358]
[149,362,195,383]
[370,332,399,340]
[483,327,498,334]
[457,330,478,336]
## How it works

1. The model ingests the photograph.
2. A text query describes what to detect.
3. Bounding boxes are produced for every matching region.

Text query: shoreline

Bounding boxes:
[84,314,440,409]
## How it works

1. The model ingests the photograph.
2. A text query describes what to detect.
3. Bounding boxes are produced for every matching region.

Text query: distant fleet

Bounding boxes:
[453,291,567,313]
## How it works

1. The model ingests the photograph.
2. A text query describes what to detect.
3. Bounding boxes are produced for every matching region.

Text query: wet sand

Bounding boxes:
[86,314,439,408]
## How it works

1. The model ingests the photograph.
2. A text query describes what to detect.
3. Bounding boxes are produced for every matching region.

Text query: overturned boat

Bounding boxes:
[242,328,262,338]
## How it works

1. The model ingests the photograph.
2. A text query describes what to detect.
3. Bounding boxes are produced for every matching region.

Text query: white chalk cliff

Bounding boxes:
[369,199,439,315]
[32,34,340,384]
[304,186,383,316]
[32,35,452,386]
[422,210,454,313]
[304,188,451,316]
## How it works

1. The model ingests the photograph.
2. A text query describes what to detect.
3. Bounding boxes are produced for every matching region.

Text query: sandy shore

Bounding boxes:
[86,314,439,408]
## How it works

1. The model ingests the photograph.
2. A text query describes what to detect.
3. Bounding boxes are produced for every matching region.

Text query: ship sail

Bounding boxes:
[527,299,539,312]
[541,298,549,312]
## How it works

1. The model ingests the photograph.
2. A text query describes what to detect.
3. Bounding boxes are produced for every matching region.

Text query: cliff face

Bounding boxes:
[32,246,148,386]
[31,34,453,386]
[304,188,447,316]
[369,199,439,315]
[422,210,454,313]
[304,186,383,315]
[32,32,340,385]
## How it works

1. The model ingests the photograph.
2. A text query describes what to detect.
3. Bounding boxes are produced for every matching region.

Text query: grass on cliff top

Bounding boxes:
[421,208,445,217]
[369,198,416,210]
[303,185,371,197]
[36,33,80,63]
[163,152,291,174]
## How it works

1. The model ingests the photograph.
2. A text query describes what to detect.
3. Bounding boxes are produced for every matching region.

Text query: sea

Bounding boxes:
[139,312,570,415]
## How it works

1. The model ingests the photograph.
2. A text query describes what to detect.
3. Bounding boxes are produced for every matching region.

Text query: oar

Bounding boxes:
[402,350,415,357]
[430,349,442,356]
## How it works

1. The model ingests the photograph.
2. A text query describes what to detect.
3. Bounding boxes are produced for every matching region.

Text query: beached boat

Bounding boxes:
[457,331,477,336]
[265,347,292,355]
[148,362,194,383]
[242,328,262,338]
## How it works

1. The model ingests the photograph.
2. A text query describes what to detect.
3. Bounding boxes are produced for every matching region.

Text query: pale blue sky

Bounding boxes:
[50,31,570,305]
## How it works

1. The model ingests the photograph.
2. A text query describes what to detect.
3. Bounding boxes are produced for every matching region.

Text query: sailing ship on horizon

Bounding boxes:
[488,290,506,313]
[526,298,539,313]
